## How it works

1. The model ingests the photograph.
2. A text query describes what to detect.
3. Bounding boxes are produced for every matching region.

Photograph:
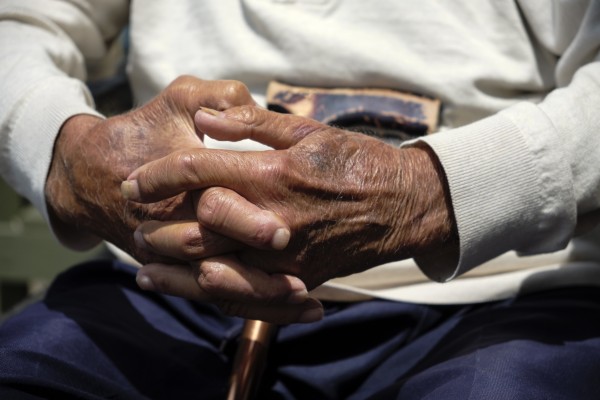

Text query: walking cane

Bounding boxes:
[227,320,278,400]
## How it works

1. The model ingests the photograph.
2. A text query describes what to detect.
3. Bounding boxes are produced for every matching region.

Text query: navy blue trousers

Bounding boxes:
[1,260,600,399]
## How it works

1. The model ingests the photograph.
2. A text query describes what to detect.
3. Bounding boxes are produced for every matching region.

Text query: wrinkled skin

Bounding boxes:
[45,77,319,324]
[45,76,287,261]
[127,106,457,306]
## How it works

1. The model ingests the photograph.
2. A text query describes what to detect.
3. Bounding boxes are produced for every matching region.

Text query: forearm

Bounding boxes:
[393,144,459,282]
[46,114,106,250]
[0,0,127,248]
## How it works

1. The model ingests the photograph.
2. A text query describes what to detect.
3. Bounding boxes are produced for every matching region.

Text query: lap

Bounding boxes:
[367,287,600,400]
[1,260,599,400]
[0,260,239,399]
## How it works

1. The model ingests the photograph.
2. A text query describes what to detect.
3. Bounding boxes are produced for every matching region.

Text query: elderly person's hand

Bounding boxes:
[124,106,458,322]
[46,77,314,324]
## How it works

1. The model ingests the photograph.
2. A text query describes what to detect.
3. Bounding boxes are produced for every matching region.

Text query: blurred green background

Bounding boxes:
[0,177,105,316]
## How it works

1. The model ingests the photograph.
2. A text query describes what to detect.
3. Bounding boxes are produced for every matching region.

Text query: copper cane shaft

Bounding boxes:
[227,320,278,400]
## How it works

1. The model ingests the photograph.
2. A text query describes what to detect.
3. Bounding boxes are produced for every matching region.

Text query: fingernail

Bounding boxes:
[136,272,156,291]
[197,106,221,116]
[298,306,324,323]
[196,107,222,124]
[121,180,140,200]
[134,229,148,250]
[271,228,291,250]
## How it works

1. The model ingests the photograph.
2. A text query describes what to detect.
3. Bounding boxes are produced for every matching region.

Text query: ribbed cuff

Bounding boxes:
[407,103,576,281]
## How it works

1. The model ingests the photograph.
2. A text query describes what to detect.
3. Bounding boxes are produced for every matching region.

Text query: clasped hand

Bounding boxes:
[46,77,317,323]
[123,103,455,324]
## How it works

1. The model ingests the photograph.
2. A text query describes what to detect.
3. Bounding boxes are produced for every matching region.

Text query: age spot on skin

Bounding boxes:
[304,133,348,173]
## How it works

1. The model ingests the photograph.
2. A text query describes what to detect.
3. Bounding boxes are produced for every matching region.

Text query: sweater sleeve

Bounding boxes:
[0,0,129,249]
[412,2,600,282]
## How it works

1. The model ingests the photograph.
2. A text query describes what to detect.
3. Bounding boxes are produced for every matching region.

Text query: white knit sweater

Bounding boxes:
[1,0,600,304]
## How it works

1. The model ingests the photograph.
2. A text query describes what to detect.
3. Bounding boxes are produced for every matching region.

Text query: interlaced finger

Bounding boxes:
[135,220,242,261]
[136,258,324,324]
[195,188,290,250]
[122,148,260,202]
[195,105,325,149]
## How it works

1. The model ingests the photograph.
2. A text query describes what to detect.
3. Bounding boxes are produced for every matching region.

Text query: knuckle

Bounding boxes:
[196,263,226,297]
[166,75,194,98]
[247,219,272,247]
[231,106,269,141]
[259,154,286,180]
[164,75,206,110]
[173,151,201,182]
[230,104,261,127]
[169,75,198,91]
[219,80,251,105]
[197,187,231,227]
[179,227,207,258]
[290,120,323,142]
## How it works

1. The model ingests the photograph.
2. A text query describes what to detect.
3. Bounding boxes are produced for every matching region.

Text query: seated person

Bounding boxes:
[1,1,600,398]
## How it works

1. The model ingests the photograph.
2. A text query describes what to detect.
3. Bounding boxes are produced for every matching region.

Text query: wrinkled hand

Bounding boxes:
[45,77,316,324]
[125,106,457,296]
[46,76,277,259]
